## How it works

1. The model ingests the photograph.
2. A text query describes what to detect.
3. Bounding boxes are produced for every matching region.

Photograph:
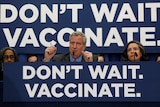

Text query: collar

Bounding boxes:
[70,54,82,62]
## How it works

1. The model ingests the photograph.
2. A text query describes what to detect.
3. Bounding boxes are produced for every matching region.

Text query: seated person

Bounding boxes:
[98,54,105,62]
[0,47,18,80]
[27,54,39,62]
[0,61,2,80]
[43,31,98,62]
[121,40,148,62]
[0,47,18,62]
[156,55,160,62]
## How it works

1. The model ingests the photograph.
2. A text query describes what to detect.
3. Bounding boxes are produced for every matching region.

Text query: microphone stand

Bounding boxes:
[134,52,138,61]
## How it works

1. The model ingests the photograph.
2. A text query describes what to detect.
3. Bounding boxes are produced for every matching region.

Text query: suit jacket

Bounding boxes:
[52,52,98,62]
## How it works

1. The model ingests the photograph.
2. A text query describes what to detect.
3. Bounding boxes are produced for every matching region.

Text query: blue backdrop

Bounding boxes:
[1,0,160,54]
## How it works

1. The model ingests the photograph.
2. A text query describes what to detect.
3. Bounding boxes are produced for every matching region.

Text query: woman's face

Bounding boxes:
[127,43,142,61]
[3,50,15,62]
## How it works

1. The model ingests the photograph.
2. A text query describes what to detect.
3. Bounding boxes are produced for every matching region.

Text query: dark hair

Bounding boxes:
[27,54,38,62]
[0,47,19,62]
[121,40,148,61]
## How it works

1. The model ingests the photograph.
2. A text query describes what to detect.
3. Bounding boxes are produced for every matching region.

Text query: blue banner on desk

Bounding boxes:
[3,62,160,102]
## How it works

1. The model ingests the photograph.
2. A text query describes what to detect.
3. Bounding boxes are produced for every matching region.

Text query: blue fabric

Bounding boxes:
[70,54,82,62]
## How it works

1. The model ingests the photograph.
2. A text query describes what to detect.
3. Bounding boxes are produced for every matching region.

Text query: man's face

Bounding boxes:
[69,35,86,58]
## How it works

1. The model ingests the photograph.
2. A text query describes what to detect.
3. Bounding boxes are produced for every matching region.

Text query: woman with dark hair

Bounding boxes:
[0,47,18,62]
[121,40,148,61]
[0,47,18,80]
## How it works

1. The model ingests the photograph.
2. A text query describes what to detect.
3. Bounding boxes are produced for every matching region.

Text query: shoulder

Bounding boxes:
[93,54,98,62]
[53,53,70,62]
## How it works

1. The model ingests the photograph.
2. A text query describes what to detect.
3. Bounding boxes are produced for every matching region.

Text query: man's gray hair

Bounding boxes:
[69,31,87,45]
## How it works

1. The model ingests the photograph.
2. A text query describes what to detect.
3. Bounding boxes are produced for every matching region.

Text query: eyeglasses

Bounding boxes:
[3,55,15,60]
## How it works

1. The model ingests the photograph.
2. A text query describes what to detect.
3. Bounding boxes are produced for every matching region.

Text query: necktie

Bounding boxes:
[73,59,77,62]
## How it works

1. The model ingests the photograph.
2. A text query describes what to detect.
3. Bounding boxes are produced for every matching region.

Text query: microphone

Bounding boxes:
[72,52,76,62]
[134,52,138,57]
[134,52,138,61]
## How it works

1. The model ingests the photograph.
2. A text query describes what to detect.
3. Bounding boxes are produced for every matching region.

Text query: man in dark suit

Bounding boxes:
[43,31,98,62]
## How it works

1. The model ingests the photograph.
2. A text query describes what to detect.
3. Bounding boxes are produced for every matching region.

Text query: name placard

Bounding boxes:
[3,62,160,102]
